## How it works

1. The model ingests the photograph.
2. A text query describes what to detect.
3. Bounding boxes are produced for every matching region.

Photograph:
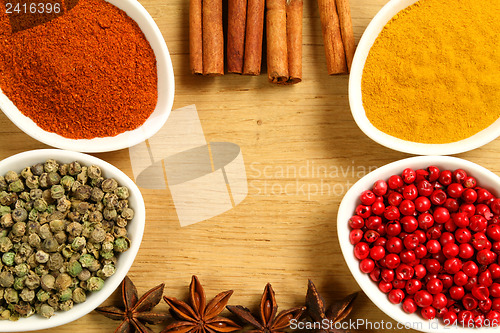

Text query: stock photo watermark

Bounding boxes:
[249,161,378,199]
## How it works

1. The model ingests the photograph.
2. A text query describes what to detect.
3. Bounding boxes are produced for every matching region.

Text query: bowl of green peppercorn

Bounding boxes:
[0,149,145,331]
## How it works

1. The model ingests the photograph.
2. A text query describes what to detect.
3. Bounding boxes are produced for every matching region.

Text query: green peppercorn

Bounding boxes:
[28,209,38,222]
[35,251,49,264]
[88,211,103,223]
[39,304,54,318]
[42,237,59,253]
[0,271,14,288]
[24,273,40,290]
[19,288,35,303]
[4,288,18,304]
[50,185,65,199]
[47,253,64,271]
[78,254,95,268]
[68,161,82,176]
[38,224,52,240]
[20,167,33,180]
[86,277,104,292]
[41,274,55,291]
[58,164,69,176]
[4,171,19,184]
[47,172,61,186]
[8,179,24,193]
[113,237,130,253]
[100,263,116,278]
[2,252,15,266]
[67,260,83,277]
[71,237,86,252]
[13,276,25,290]
[0,176,7,191]
[39,173,49,188]
[73,185,91,201]
[0,236,13,252]
[77,167,88,184]
[90,227,106,243]
[25,176,39,190]
[59,299,73,312]
[11,222,26,237]
[58,288,72,302]
[0,309,10,320]
[36,289,50,302]
[54,231,66,245]
[44,160,59,173]
[55,273,72,291]
[49,219,65,233]
[14,264,29,277]
[0,206,11,217]
[72,287,86,304]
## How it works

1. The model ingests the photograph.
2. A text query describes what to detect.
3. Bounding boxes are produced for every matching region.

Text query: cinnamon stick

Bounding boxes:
[286,0,303,84]
[202,0,224,76]
[243,0,265,75]
[335,0,355,71]
[227,0,247,74]
[189,0,203,75]
[266,0,288,84]
[318,0,347,75]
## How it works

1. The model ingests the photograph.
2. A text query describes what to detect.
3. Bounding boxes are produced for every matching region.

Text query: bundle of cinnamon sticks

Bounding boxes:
[189,0,355,81]
[318,0,356,74]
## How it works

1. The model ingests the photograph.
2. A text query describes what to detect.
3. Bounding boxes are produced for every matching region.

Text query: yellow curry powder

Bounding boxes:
[362,0,500,144]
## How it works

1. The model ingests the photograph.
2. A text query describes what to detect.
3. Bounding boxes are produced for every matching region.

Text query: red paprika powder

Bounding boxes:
[0,0,158,139]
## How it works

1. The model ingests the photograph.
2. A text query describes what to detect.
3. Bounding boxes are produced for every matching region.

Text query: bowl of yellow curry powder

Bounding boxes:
[349,0,500,155]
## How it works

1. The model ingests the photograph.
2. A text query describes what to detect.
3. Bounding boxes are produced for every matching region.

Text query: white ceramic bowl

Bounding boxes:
[0,0,175,153]
[0,149,145,332]
[337,156,500,333]
[348,0,500,155]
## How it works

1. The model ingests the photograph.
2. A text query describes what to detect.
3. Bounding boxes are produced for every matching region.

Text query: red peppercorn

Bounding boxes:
[479,298,492,313]
[432,292,447,309]
[349,229,363,245]
[460,203,476,217]
[387,192,403,207]
[393,279,406,289]
[378,281,393,293]
[455,228,472,243]
[417,180,434,197]
[430,189,447,206]
[360,190,377,205]
[448,183,464,199]
[472,285,490,301]
[489,283,500,298]
[426,259,441,274]
[453,271,469,286]
[476,204,493,220]
[355,204,372,219]
[415,244,428,259]
[405,279,422,295]
[414,230,427,243]
[463,176,477,189]
[385,254,401,269]
[464,276,478,292]
[403,234,419,250]
[414,197,431,213]
[478,270,493,288]
[399,199,416,216]
[426,240,441,254]
[386,221,402,237]
[402,168,417,184]
[365,216,382,230]
[359,258,375,273]
[354,242,370,260]
[453,169,468,184]
[490,264,500,279]
[371,200,385,216]
[427,166,440,182]
[462,261,479,277]
[381,269,395,283]
[439,170,453,186]
[421,306,436,320]
[400,250,416,265]
[462,188,478,204]
[462,293,479,310]
[348,215,365,229]
[364,230,380,243]
[443,198,460,213]
[449,286,465,300]
[414,290,433,307]
[438,273,454,290]
[403,184,418,200]
[386,237,403,254]
[388,175,404,190]
[486,310,500,327]
[373,180,388,197]
[442,243,459,259]
[418,213,434,230]
[415,169,430,182]
[427,278,444,294]
[444,258,462,274]
[439,232,455,246]
[402,298,417,314]
[477,249,496,266]
[470,215,488,232]
[401,216,418,233]
[396,264,414,280]
[459,243,475,259]
[369,245,385,261]
[477,188,493,204]
[369,267,381,282]
[443,311,458,326]
[388,289,405,304]
[434,207,451,224]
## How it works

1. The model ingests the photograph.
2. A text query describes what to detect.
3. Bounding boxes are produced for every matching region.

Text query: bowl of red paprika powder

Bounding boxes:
[0,0,174,153]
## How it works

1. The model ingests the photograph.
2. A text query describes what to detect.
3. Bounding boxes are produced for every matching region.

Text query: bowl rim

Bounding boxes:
[337,156,500,333]
[0,149,145,332]
[0,0,175,153]
[348,0,500,156]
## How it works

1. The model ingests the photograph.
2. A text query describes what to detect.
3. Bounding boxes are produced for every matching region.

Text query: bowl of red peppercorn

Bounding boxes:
[0,0,174,153]
[338,156,500,332]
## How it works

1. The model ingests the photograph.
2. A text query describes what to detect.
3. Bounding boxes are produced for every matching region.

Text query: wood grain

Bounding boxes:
[0,0,499,332]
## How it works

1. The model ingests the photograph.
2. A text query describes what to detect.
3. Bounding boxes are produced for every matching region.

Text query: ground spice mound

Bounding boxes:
[0,0,158,139]
[362,0,500,144]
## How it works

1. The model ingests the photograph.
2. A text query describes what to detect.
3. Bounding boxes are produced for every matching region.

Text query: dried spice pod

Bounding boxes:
[305,280,358,333]
[162,275,241,333]
[95,276,168,333]
[227,283,306,333]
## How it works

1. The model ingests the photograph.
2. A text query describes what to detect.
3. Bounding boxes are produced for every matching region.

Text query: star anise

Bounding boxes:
[161,275,241,333]
[95,276,168,333]
[305,280,358,333]
[226,283,306,333]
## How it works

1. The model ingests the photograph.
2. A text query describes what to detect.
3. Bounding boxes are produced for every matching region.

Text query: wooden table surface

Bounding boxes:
[1,0,499,332]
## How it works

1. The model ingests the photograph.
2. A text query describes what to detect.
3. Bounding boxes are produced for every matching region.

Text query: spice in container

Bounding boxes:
[362,0,500,144]
[0,0,158,140]
[0,159,133,320]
